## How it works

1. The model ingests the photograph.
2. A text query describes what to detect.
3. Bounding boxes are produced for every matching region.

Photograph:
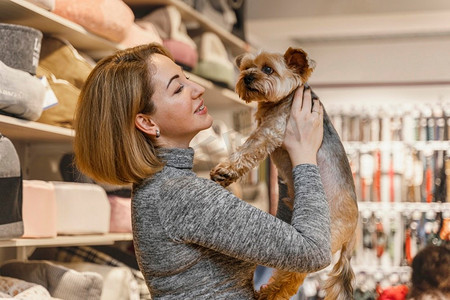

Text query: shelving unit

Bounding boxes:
[0,0,122,59]
[0,115,73,142]
[0,0,254,112]
[124,0,253,56]
[0,233,133,248]
[0,0,254,262]
[0,233,133,260]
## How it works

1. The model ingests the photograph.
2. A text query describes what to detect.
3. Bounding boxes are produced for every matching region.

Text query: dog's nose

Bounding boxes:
[244,74,255,85]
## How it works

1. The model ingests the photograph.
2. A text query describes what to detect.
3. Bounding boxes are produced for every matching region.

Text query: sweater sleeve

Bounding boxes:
[158,164,331,273]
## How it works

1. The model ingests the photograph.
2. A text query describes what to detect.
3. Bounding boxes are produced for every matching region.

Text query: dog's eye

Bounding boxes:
[262,65,273,75]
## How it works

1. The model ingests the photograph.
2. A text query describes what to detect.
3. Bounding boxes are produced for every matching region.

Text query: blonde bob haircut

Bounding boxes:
[74,43,173,186]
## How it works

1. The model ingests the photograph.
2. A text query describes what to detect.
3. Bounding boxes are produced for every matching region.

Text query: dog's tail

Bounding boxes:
[323,234,356,300]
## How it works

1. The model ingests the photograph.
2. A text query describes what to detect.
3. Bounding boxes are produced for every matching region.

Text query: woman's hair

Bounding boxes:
[408,244,450,300]
[74,43,173,185]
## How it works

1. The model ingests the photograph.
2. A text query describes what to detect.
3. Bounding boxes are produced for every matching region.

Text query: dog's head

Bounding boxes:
[235,47,315,103]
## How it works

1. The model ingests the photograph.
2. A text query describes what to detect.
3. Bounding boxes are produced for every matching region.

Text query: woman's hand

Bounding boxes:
[283,86,323,166]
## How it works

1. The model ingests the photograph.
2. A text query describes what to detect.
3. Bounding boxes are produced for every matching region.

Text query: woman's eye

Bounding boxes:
[175,85,184,94]
[262,66,273,75]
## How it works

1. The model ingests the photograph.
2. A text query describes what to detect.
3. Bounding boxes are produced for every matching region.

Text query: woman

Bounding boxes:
[74,43,330,299]
[407,244,450,300]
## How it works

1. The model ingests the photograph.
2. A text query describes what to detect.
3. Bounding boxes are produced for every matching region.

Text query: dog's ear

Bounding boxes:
[235,53,246,68]
[284,47,315,81]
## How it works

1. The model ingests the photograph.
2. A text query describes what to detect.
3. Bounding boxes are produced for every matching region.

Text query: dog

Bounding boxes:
[210,47,359,300]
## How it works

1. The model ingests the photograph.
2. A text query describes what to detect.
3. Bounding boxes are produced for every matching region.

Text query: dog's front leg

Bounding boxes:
[210,117,286,187]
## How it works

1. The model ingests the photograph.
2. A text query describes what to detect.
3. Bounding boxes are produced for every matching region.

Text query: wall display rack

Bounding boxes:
[0,0,253,260]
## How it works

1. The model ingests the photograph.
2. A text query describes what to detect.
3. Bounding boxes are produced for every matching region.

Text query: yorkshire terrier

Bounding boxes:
[210,47,359,300]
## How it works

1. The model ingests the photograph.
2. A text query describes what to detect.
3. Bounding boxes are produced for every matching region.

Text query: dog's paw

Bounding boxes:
[210,162,239,187]
[257,287,284,300]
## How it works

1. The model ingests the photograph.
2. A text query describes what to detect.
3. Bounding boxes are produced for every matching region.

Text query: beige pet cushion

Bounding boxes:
[120,23,162,48]
[38,36,93,90]
[57,262,139,300]
[36,66,79,128]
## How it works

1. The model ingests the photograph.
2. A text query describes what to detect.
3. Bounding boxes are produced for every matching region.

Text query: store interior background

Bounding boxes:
[245,0,450,297]
[245,0,450,105]
[0,0,449,299]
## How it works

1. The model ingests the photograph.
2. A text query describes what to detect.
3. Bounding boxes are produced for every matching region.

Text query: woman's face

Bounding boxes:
[149,54,213,147]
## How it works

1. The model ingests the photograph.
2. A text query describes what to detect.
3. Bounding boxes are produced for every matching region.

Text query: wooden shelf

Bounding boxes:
[0,0,252,58]
[0,115,74,142]
[0,0,122,59]
[357,201,450,213]
[343,140,450,152]
[125,0,252,56]
[0,233,133,248]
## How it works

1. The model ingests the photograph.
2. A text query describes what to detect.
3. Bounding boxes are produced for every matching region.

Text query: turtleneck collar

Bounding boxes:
[158,147,194,169]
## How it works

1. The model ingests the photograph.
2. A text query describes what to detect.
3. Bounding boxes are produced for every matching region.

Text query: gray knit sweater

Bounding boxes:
[132,148,331,299]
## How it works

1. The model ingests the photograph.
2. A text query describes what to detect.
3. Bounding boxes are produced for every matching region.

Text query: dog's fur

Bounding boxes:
[210,47,359,300]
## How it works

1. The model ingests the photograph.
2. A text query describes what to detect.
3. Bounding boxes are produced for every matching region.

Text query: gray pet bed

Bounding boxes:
[0,60,45,121]
[0,23,43,75]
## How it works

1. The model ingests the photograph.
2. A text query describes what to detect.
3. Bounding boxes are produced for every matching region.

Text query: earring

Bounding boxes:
[155,129,160,138]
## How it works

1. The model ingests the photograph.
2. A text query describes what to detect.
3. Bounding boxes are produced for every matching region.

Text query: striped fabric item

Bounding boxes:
[54,246,150,300]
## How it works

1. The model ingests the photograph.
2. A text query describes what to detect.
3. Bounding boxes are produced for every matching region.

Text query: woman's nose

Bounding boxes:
[191,81,205,98]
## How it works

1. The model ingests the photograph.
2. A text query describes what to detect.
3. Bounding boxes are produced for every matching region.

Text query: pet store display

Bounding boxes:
[4,1,448,299]
[0,133,23,240]
[32,246,151,300]
[327,102,450,204]
[0,1,251,300]
[356,202,449,267]
[210,47,358,300]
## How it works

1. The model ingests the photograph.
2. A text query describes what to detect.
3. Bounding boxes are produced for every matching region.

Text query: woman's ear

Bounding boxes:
[135,113,159,137]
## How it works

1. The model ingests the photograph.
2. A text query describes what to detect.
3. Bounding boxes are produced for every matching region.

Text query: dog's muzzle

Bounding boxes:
[244,74,255,86]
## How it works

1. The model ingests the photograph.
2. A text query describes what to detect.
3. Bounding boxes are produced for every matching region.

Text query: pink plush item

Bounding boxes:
[108,195,132,233]
[120,23,162,48]
[52,0,134,43]
[22,180,57,238]
[163,39,198,70]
